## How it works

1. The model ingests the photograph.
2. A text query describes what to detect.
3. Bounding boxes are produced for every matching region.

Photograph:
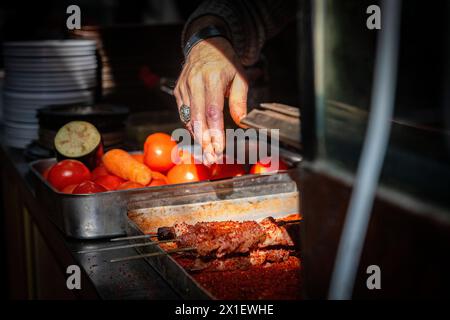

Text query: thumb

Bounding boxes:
[229,72,248,126]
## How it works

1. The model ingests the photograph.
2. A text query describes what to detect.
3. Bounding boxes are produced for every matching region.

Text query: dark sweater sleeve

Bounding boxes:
[182,0,298,66]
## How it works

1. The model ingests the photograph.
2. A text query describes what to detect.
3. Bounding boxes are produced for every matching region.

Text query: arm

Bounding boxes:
[174,0,297,164]
[183,0,297,66]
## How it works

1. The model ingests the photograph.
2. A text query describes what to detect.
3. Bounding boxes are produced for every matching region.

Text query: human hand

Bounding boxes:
[174,37,248,164]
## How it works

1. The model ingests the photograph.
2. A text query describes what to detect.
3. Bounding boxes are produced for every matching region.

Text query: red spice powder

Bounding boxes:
[175,256,302,300]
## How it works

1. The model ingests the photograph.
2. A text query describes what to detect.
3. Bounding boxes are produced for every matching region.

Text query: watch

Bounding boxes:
[183,25,230,58]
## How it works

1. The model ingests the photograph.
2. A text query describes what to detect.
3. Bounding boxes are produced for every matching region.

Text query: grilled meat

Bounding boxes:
[159,217,294,257]
[184,249,293,272]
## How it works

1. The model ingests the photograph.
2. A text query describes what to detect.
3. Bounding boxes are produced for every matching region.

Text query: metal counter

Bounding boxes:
[1,145,179,299]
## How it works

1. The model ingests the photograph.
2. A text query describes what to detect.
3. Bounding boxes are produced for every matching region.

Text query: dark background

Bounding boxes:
[0,0,300,299]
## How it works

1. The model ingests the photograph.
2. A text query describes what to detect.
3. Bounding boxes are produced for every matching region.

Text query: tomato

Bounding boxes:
[48,160,91,191]
[148,171,168,187]
[91,166,110,180]
[131,153,145,163]
[167,163,210,184]
[174,149,195,164]
[61,184,78,194]
[144,133,177,172]
[116,181,145,190]
[42,165,53,180]
[250,157,289,174]
[94,174,125,191]
[148,179,167,187]
[210,157,246,180]
[72,181,107,194]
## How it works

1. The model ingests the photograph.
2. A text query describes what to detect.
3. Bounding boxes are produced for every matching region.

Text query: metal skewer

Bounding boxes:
[110,247,196,263]
[276,219,302,227]
[109,219,302,243]
[77,239,178,254]
[110,233,157,242]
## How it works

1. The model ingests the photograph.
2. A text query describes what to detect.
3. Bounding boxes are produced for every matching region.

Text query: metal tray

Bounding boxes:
[125,178,299,300]
[29,158,300,239]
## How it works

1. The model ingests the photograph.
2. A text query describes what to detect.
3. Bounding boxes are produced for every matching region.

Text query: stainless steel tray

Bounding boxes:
[125,178,299,300]
[30,158,299,239]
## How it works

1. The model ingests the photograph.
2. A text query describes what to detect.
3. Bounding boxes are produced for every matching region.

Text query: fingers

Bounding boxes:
[187,75,216,165]
[205,73,225,155]
[174,76,193,136]
[229,72,248,126]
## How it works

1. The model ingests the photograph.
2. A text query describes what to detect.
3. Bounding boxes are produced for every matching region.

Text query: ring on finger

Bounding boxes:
[179,104,191,124]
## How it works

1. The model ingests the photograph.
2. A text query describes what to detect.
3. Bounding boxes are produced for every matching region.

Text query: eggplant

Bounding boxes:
[54,121,103,170]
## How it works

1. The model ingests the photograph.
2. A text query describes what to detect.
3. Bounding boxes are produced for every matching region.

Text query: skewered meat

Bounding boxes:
[181,249,293,272]
[159,217,294,257]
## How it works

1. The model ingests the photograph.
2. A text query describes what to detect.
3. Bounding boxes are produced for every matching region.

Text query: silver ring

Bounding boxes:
[179,104,191,124]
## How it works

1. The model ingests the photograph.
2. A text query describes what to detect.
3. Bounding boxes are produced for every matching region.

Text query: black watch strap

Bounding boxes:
[183,25,230,58]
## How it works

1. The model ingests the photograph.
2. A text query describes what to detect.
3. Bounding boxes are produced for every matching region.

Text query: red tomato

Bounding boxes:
[174,149,195,164]
[148,179,167,187]
[48,160,91,191]
[250,157,289,174]
[61,184,78,194]
[94,175,125,191]
[210,161,246,180]
[167,163,210,185]
[42,165,53,180]
[91,166,110,180]
[116,181,145,190]
[131,153,145,163]
[72,181,107,194]
[144,133,178,173]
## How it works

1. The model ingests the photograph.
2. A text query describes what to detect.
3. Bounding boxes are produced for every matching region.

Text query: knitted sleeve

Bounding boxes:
[181,0,297,66]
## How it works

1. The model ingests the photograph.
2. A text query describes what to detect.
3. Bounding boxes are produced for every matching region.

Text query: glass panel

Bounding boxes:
[313,0,450,208]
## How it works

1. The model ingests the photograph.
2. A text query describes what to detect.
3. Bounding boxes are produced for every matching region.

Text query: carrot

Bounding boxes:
[131,153,144,163]
[103,149,152,185]
[116,181,145,190]
[148,171,168,186]
[152,171,168,182]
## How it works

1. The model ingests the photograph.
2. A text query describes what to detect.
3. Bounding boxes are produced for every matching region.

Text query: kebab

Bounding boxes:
[157,217,295,258]
[84,217,300,264]
[184,248,298,272]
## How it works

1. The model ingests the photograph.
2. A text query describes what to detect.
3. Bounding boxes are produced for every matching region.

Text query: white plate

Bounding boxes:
[3,102,95,112]
[5,77,97,87]
[5,63,97,72]
[4,40,96,48]
[4,48,96,57]
[3,136,33,149]
[5,56,96,66]
[3,95,95,107]
[6,69,97,80]
[4,55,96,64]
[3,118,39,127]
[3,112,38,124]
[5,60,97,70]
[5,78,97,91]
[3,98,95,110]
[3,89,95,100]
[4,127,39,136]
[4,84,96,93]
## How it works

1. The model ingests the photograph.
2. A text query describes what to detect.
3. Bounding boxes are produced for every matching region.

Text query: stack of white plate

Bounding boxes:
[2,40,97,148]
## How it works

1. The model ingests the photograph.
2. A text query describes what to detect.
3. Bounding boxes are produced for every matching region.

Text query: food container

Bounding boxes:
[37,103,129,150]
[125,176,300,299]
[29,157,299,239]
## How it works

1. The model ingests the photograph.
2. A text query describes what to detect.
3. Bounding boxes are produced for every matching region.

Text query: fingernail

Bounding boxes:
[212,142,223,156]
[206,152,217,164]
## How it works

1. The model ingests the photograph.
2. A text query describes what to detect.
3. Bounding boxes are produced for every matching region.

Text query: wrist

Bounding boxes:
[183,15,235,58]
[183,25,231,59]
[184,15,229,42]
